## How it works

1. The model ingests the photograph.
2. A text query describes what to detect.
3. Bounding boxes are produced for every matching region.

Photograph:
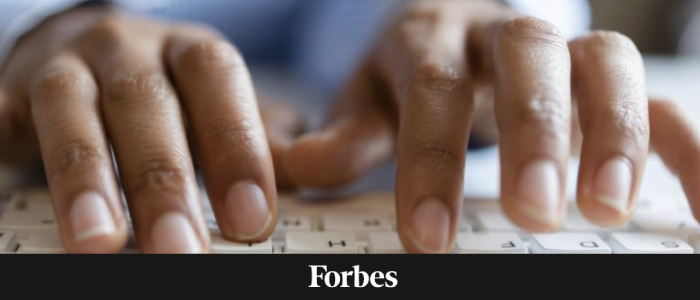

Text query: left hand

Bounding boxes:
[284,0,700,253]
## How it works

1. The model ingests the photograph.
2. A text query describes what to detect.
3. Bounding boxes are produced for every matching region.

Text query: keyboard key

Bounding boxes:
[273,241,285,254]
[476,211,522,232]
[273,215,313,239]
[688,234,700,254]
[211,235,273,254]
[459,218,473,232]
[18,231,65,254]
[322,214,392,239]
[367,232,406,254]
[455,232,527,254]
[530,233,611,254]
[0,230,19,253]
[286,232,358,254]
[632,212,700,236]
[609,233,693,254]
[20,190,54,211]
[0,210,57,238]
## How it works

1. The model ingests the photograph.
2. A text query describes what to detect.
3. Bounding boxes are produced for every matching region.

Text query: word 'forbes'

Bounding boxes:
[309,265,397,288]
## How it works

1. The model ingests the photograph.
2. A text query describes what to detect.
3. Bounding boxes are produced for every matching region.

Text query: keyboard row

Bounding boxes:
[2,191,700,254]
[2,207,698,239]
[2,229,700,254]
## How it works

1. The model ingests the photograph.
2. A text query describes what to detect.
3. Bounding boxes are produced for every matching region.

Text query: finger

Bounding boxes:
[494,17,572,232]
[570,32,649,227]
[87,22,208,253]
[167,32,276,242]
[259,98,304,190]
[0,88,41,165]
[376,11,475,253]
[30,54,128,253]
[648,99,700,221]
[286,65,395,188]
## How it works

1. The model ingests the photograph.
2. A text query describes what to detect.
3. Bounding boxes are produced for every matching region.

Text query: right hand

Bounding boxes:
[0,5,296,253]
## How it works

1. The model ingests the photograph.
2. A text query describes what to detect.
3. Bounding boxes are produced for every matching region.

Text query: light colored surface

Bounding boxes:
[0,230,18,253]
[609,233,694,254]
[455,232,528,254]
[367,232,406,254]
[530,233,611,254]
[3,190,700,253]
[17,230,65,254]
[285,232,359,254]
[210,235,273,254]
[0,209,56,239]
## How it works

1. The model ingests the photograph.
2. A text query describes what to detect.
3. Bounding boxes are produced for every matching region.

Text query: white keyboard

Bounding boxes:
[1,190,699,254]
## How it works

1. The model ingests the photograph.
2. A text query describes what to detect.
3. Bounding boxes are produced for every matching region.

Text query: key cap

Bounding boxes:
[322,214,392,239]
[8,190,53,212]
[367,232,406,254]
[273,241,285,254]
[273,215,313,239]
[206,215,220,235]
[530,233,611,254]
[0,230,19,253]
[211,234,273,254]
[688,234,700,254]
[0,210,57,238]
[455,232,527,254]
[459,218,473,232]
[18,231,65,254]
[609,233,693,254]
[286,232,358,254]
[632,212,700,237]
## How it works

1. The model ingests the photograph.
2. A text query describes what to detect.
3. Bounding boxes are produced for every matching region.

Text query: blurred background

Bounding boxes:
[590,0,700,54]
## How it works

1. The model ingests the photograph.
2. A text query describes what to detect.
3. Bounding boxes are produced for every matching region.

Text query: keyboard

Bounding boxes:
[1,189,699,254]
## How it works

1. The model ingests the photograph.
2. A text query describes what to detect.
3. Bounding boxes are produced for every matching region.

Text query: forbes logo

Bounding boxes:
[309,265,397,288]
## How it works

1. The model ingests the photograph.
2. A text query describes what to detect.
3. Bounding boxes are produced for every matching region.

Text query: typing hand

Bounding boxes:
[285,0,686,253]
[0,6,290,253]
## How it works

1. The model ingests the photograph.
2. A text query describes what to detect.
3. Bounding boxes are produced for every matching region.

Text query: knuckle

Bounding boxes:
[510,98,570,143]
[580,31,640,55]
[499,17,568,49]
[80,16,125,43]
[131,158,192,193]
[202,120,265,157]
[33,70,96,104]
[46,142,106,180]
[411,60,466,96]
[107,71,172,105]
[609,99,650,146]
[178,40,244,74]
[413,139,464,173]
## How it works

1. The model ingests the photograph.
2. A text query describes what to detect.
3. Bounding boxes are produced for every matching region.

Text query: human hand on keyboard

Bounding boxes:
[0,5,305,253]
[285,0,700,253]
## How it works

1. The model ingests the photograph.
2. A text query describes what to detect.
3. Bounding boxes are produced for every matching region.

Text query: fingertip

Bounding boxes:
[502,202,564,233]
[69,226,129,254]
[501,160,565,233]
[577,194,633,228]
[286,131,352,188]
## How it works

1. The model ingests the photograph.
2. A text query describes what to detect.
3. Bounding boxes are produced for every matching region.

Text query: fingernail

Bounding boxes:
[592,158,632,214]
[515,160,561,225]
[71,192,116,243]
[224,181,272,240]
[410,198,451,253]
[152,213,202,254]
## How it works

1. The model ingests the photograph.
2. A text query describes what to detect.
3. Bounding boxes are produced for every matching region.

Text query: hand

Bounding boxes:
[286,0,669,253]
[0,5,288,253]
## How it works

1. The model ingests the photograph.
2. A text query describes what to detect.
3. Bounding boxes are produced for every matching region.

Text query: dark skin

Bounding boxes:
[1,0,699,253]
